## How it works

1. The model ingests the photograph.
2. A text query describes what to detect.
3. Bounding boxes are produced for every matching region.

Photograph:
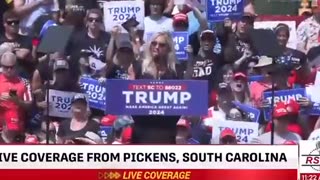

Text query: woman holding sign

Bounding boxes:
[129,31,181,144]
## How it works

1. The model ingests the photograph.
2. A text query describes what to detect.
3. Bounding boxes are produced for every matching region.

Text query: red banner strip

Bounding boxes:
[0,169,297,180]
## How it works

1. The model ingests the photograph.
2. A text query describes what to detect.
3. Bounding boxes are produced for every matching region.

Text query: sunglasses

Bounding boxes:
[6,20,19,26]
[88,17,102,23]
[2,65,15,70]
[151,41,166,48]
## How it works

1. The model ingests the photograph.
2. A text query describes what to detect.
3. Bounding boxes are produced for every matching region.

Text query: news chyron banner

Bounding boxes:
[300,141,320,179]
[0,145,297,180]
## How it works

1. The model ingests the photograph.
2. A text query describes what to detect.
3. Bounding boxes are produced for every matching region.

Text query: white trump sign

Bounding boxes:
[211,120,259,144]
[103,0,145,32]
[48,90,78,118]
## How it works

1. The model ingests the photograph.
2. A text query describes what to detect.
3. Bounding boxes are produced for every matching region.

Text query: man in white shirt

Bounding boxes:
[251,101,301,144]
[143,0,173,42]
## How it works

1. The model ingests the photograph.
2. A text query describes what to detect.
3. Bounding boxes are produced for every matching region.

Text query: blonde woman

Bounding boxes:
[130,31,181,144]
[131,31,178,80]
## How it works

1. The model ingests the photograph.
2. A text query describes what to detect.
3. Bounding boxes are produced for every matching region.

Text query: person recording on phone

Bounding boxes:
[0,52,32,134]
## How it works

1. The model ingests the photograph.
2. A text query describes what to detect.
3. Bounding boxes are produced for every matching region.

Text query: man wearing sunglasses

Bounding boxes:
[0,52,32,138]
[0,10,33,79]
[185,30,223,93]
[68,9,111,77]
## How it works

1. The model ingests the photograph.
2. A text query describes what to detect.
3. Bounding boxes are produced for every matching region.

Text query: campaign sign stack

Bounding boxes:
[105,79,208,115]
[206,0,244,22]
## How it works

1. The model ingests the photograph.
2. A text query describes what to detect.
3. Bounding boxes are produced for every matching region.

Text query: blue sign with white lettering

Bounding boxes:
[206,0,244,22]
[263,88,305,121]
[105,80,208,116]
[233,101,260,122]
[99,126,113,143]
[147,32,189,60]
[172,32,189,60]
[79,77,106,111]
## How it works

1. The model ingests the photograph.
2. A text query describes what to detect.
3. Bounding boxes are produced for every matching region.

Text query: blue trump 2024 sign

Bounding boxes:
[105,80,208,116]
[233,101,260,123]
[147,32,189,60]
[263,88,305,121]
[79,77,106,111]
[172,32,189,60]
[206,0,244,22]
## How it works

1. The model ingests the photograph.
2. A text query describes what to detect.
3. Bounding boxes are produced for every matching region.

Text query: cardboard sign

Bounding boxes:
[263,88,305,121]
[254,21,297,50]
[105,80,208,116]
[147,32,189,60]
[103,0,144,32]
[206,0,244,22]
[79,77,106,111]
[211,120,259,144]
[48,90,78,118]
[233,101,260,122]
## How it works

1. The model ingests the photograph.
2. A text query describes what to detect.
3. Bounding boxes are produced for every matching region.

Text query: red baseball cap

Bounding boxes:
[173,13,189,25]
[220,128,236,139]
[273,100,300,118]
[101,115,117,126]
[233,72,247,80]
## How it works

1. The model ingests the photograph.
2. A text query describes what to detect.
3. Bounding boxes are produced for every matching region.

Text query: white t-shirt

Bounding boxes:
[251,132,301,144]
[309,129,320,140]
[143,16,174,42]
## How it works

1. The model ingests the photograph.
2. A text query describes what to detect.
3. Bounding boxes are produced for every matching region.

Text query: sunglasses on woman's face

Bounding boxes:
[88,17,102,23]
[6,20,19,26]
[151,41,166,48]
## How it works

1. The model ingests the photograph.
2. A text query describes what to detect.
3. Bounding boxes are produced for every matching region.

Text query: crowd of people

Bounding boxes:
[0,0,319,145]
